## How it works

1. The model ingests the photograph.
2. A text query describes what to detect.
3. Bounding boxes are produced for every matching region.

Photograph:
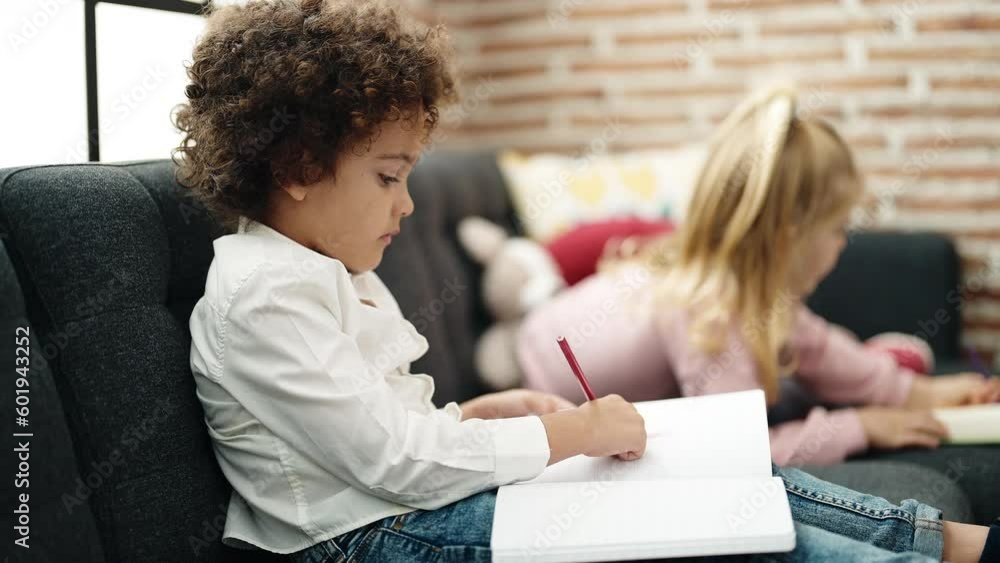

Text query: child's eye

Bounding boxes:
[378,173,399,186]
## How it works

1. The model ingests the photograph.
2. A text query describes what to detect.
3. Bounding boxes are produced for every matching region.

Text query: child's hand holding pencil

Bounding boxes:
[556,336,647,461]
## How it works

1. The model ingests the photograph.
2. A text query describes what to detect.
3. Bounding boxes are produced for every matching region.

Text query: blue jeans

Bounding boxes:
[290,464,944,562]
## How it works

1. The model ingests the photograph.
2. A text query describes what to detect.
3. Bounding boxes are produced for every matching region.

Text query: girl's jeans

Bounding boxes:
[290,464,945,562]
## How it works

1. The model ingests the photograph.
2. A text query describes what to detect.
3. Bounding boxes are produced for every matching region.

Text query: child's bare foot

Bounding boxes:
[942,520,992,562]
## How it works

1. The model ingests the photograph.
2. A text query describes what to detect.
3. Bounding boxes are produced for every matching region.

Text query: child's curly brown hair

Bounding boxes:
[172,0,457,231]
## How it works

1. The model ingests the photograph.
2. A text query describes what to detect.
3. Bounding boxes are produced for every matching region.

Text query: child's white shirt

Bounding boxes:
[188,216,550,554]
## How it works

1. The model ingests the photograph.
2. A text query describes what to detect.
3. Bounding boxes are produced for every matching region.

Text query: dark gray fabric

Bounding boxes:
[807,231,962,360]
[802,461,975,524]
[857,446,1000,526]
[772,382,999,526]
[0,163,271,563]
[0,239,105,563]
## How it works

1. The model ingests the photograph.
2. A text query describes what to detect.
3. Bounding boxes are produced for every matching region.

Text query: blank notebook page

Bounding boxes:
[934,404,1000,444]
[521,390,773,486]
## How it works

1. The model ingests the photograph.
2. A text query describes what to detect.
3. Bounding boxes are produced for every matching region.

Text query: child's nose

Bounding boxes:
[397,186,414,218]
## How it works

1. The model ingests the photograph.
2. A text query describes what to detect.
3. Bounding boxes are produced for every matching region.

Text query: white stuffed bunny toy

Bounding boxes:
[457,216,566,390]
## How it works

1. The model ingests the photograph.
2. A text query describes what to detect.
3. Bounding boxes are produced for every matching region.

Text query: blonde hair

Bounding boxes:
[604,85,864,404]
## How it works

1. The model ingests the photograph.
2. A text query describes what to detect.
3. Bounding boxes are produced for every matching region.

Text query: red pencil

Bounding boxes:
[557,336,596,401]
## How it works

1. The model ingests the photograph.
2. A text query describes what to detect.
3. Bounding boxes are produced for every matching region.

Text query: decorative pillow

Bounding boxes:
[545,217,675,286]
[498,146,705,242]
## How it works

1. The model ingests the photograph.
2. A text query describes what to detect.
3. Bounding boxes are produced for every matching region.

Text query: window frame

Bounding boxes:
[84,0,210,161]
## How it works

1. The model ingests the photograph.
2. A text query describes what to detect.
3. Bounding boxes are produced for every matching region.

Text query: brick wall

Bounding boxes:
[418,0,1000,367]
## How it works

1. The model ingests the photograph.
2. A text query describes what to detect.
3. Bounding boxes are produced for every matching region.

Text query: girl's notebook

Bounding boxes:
[935,404,1000,444]
[490,390,796,563]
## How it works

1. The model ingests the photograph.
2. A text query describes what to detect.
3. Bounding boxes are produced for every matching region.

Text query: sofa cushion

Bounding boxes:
[802,461,974,524]
[0,152,513,561]
[807,231,962,360]
[0,163,254,563]
[858,446,1000,526]
[0,238,105,563]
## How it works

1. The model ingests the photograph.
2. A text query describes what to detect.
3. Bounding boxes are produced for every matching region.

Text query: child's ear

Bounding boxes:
[280,181,309,202]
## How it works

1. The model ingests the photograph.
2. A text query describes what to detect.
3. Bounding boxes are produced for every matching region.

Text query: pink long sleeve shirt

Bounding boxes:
[518,266,917,466]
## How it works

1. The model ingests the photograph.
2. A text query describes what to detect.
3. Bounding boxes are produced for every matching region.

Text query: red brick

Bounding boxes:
[714,46,843,68]
[865,104,1000,120]
[866,164,1000,180]
[570,2,688,20]
[965,319,1000,332]
[460,117,549,135]
[570,114,689,127]
[760,18,894,36]
[507,143,593,155]
[709,0,836,9]
[917,15,1000,32]
[869,46,1000,62]
[491,87,605,106]
[708,104,841,124]
[481,35,590,54]
[931,76,1000,91]
[895,197,1000,211]
[444,9,548,29]
[859,0,949,4]
[462,64,548,81]
[616,28,740,46]
[961,256,990,272]
[571,57,691,73]
[905,134,1000,150]
[805,75,908,92]
[627,82,745,98]
[965,289,1000,303]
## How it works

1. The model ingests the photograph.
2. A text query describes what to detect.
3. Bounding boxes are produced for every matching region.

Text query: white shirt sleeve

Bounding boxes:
[217,260,551,510]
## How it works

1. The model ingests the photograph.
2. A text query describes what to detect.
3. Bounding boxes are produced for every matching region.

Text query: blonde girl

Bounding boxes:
[520,85,1000,468]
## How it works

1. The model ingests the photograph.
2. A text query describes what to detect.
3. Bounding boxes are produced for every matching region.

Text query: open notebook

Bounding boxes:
[935,403,1000,444]
[490,390,795,563]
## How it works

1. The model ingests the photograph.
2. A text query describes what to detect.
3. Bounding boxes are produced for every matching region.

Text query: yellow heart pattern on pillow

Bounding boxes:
[498,147,705,242]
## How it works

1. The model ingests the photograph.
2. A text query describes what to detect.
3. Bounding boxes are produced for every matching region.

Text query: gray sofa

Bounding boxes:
[0,153,992,563]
